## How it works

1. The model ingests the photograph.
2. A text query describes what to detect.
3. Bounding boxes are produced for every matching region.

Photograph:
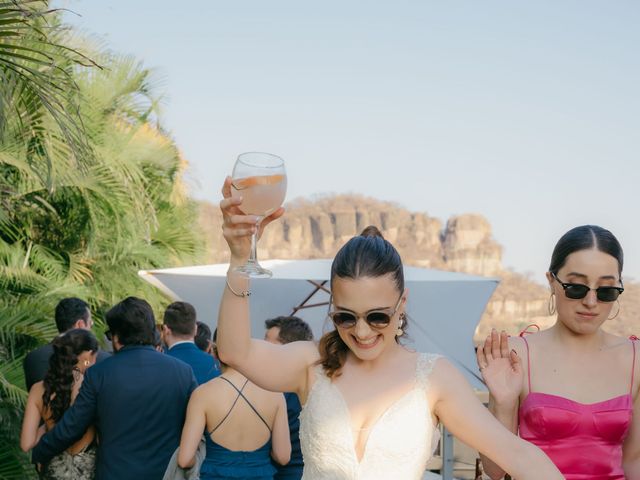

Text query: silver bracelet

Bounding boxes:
[225,277,251,298]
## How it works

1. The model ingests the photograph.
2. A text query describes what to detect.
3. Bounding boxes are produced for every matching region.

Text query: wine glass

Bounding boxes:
[231,152,287,278]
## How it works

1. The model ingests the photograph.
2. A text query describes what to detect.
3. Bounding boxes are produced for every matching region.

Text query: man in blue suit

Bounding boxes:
[32,297,197,480]
[163,301,220,385]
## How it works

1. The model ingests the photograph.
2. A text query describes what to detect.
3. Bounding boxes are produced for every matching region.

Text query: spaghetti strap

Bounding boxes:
[630,337,637,395]
[519,324,540,336]
[518,324,539,394]
[211,376,272,434]
[520,335,533,394]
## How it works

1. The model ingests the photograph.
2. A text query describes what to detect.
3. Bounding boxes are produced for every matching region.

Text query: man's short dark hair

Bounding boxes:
[55,297,90,333]
[264,316,313,344]
[194,321,212,351]
[163,302,197,337]
[106,297,156,346]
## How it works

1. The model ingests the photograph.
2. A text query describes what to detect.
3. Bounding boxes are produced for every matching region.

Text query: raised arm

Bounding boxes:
[270,394,292,465]
[476,330,524,480]
[430,358,562,480]
[217,177,319,396]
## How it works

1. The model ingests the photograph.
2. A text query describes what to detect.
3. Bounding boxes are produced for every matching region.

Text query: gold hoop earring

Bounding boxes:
[608,300,621,320]
[397,313,406,337]
[548,292,556,316]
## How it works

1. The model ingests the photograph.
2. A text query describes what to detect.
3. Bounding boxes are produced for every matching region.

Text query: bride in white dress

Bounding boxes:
[217,178,563,480]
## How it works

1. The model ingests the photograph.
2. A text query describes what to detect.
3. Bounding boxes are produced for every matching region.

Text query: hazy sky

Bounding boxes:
[56,1,640,283]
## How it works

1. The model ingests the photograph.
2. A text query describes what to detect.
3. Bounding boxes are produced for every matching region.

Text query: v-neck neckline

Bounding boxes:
[329,355,421,465]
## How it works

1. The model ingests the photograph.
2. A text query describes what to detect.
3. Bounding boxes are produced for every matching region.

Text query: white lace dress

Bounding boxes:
[299,353,442,480]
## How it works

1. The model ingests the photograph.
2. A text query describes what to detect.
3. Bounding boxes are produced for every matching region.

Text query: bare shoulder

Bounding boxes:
[429,357,463,389]
[426,357,478,413]
[190,381,219,403]
[599,331,638,364]
[508,327,552,352]
[600,332,640,392]
[603,331,635,349]
[604,331,640,365]
[431,354,451,369]
[29,380,44,394]
[27,380,43,403]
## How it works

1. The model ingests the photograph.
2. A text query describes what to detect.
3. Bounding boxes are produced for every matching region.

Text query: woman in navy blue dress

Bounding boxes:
[178,331,291,479]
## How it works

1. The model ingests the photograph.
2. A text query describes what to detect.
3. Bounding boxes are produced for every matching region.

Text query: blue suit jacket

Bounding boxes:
[32,345,197,480]
[166,342,220,385]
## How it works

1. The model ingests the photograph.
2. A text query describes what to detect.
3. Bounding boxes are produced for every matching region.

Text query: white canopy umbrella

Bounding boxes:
[139,259,497,389]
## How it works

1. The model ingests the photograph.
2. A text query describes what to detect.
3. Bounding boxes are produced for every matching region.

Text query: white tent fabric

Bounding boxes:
[139,259,497,389]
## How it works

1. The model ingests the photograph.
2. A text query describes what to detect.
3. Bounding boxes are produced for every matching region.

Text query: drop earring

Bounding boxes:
[397,313,406,337]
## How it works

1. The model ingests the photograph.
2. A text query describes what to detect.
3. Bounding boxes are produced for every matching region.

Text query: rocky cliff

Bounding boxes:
[199,195,639,340]
[200,195,499,273]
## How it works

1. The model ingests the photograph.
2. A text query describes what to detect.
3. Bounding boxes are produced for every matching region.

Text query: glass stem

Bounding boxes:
[248,217,263,265]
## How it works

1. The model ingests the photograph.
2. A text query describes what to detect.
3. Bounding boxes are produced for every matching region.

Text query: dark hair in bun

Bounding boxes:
[319,225,405,378]
[331,225,403,291]
[359,225,384,239]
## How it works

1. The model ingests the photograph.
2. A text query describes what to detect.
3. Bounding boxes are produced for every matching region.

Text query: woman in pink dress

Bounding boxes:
[478,225,640,479]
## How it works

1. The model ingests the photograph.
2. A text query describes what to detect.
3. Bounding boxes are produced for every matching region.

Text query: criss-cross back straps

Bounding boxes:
[209,376,271,435]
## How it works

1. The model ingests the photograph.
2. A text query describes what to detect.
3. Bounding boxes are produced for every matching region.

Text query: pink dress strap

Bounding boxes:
[520,335,533,394]
[519,324,540,336]
[519,324,539,394]
[630,337,637,396]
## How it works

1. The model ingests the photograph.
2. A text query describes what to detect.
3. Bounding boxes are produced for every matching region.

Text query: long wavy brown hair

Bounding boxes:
[318,225,406,378]
[42,329,98,422]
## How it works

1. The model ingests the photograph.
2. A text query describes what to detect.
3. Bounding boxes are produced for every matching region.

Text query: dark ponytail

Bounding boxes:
[319,225,405,378]
[42,329,98,422]
[318,331,350,379]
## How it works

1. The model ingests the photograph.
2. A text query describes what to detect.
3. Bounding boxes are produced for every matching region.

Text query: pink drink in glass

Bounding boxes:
[231,174,287,217]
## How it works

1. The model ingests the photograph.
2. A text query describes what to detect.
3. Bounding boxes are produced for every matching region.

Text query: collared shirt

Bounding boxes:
[165,341,220,385]
[168,340,195,350]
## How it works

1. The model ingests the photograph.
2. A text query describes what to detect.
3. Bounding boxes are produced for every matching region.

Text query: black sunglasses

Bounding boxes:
[328,295,403,329]
[551,272,624,303]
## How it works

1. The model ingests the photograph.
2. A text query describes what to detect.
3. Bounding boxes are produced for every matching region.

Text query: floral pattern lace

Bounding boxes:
[299,353,442,480]
[42,443,96,480]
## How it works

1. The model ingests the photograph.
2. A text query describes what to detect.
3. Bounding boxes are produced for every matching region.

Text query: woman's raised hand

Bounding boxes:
[476,329,523,407]
[219,176,285,264]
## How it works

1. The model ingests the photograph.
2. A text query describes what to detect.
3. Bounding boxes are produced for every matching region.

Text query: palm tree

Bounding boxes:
[0,6,203,477]
[0,1,99,167]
